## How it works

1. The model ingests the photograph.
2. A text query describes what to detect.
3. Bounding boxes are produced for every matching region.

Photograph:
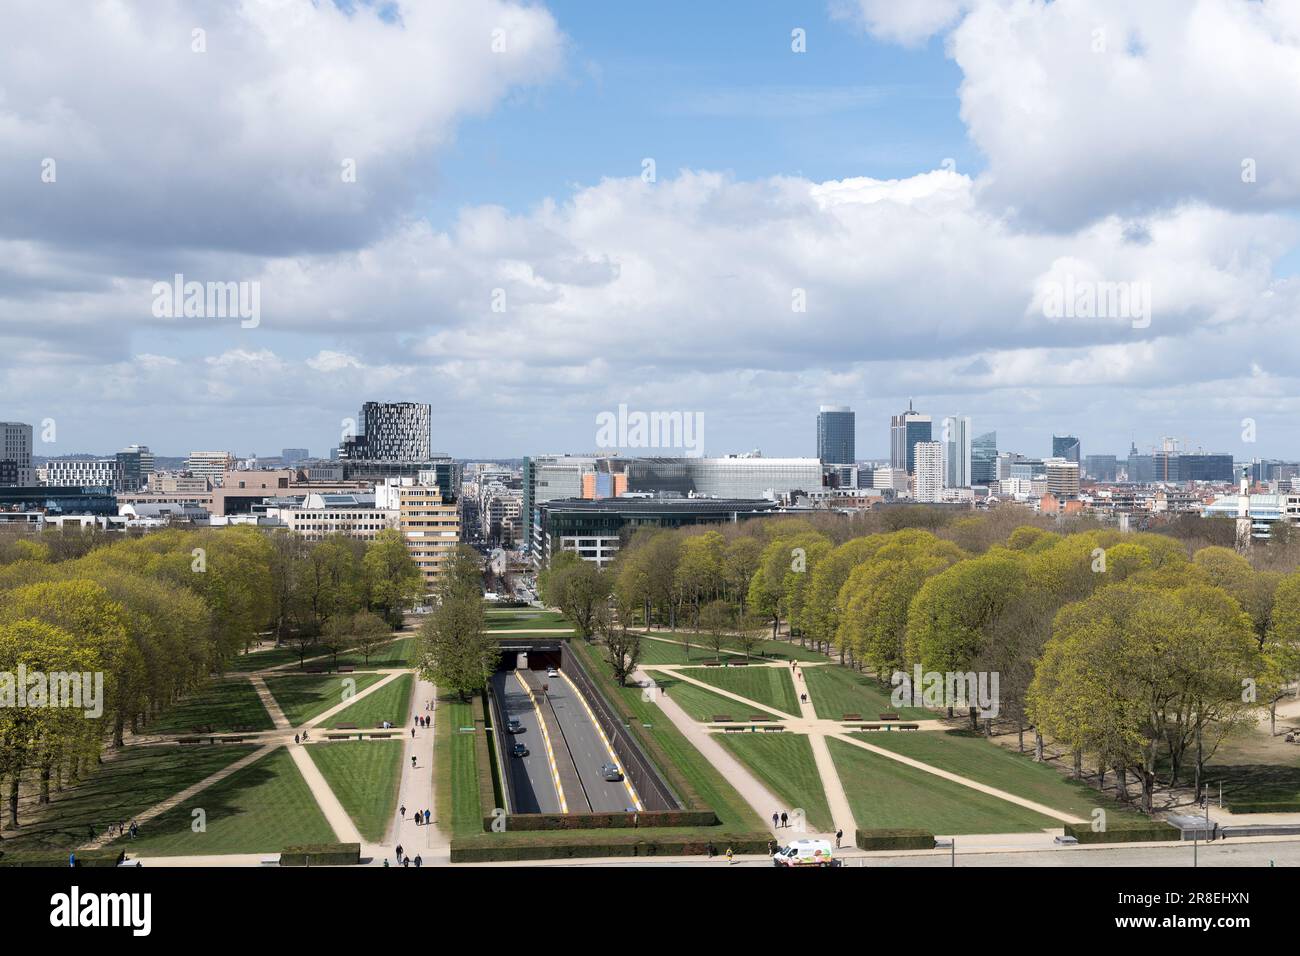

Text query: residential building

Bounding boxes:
[45,457,124,490]
[1045,458,1081,498]
[187,451,236,483]
[382,478,460,591]
[339,401,432,461]
[0,422,34,486]
[912,441,943,503]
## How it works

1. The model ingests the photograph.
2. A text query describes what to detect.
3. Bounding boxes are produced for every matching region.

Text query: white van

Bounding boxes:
[772,838,839,868]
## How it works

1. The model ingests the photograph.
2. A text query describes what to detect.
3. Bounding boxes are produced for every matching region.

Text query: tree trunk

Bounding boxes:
[39,764,51,805]
[1035,730,1044,762]
[1072,749,1081,778]
[7,777,18,828]
[1017,722,1025,752]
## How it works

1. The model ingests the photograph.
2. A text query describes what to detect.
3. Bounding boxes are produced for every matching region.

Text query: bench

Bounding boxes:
[711,715,733,723]
[730,660,749,666]
[336,723,358,730]
[370,732,395,739]
[750,715,771,722]
[326,734,350,740]
[841,713,862,721]
[338,665,355,673]
[878,713,900,721]
[722,726,745,733]
[761,725,785,732]
[260,855,280,866]
[177,737,204,745]
[218,736,245,744]
[703,660,722,667]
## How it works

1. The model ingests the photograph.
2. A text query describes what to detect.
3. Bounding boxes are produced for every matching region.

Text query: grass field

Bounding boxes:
[115,746,337,855]
[485,609,570,631]
[643,670,784,721]
[675,666,799,716]
[804,665,929,721]
[338,636,416,668]
[306,740,404,842]
[224,645,302,673]
[146,679,275,734]
[635,633,827,664]
[0,745,258,852]
[828,737,1062,834]
[863,730,1147,823]
[436,697,484,839]
[323,674,413,729]
[717,734,833,832]
[264,672,384,727]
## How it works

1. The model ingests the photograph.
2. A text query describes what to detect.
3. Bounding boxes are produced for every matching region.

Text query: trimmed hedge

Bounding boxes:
[1063,821,1181,844]
[856,828,935,851]
[474,692,500,820]
[1225,800,1300,814]
[0,848,127,868]
[279,843,361,866]
[483,810,718,832]
[451,832,769,863]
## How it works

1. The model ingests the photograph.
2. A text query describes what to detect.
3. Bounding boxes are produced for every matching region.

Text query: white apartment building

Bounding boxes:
[45,457,123,489]
[187,451,236,484]
[264,493,398,542]
[912,442,944,503]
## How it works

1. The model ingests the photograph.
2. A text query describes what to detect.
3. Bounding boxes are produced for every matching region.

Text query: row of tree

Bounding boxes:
[0,525,423,829]
[573,510,1300,813]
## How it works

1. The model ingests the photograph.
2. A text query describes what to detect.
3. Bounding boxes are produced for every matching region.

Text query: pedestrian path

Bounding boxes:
[288,743,363,844]
[249,675,291,729]
[305,669,405,728]
[371,674,447,866]
[793,663,857,839]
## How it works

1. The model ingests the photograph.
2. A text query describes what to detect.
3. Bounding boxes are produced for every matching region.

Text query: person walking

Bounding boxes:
[294,733,300,744]
[411,756,416,769]
[726,845,734,865]
[411,727,416,739]
[835,828,843,849]
[772,811,779,829]
[780,811,788,828]
[399,805,406,819]
[414,855,423,868]
[424,809,431,825]
[395,844,403,862]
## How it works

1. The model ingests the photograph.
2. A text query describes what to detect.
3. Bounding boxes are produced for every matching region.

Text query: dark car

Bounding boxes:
[511,743,529,758]
[506,719,523,734]
[600,762,623,782]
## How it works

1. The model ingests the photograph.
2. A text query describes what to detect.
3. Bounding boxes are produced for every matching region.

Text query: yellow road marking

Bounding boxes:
[558,670,643,812]
[514,670,567,813]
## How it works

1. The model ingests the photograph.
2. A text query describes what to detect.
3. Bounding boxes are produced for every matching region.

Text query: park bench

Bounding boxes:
[177,737,203,745]
[896,723,919,731]
[336,723,358,730]
[749,715,771,722]
[338,665,355,673]
[326,734,350,740]
[878,713,899,721]
[761,725,785,732]
[369,732,395,739]
[711,714,733,722]
[722,726,745,733]
[703,660,722,667]
[842,713,862,721]
[260,855,280,866]
[730,660,749,666]
[305,667,323,674]
[219,736,245,744]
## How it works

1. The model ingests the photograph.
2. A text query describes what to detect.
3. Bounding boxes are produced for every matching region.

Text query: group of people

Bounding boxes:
[411,715,430,737]
[398,804,432,826]
[87,819,138,842]
[293,731,310,744]
[387,844,422,868]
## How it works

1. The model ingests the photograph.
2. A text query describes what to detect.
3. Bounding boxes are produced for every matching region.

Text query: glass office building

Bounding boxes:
[816,405,855,466]
[971,431,997,485]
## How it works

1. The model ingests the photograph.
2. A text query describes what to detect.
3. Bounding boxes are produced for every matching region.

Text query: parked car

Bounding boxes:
[511,743,529,758]
[600,762,623,782]
[506,719,523,734]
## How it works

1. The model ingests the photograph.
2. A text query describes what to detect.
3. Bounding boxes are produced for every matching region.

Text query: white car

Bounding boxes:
[546,667,559,678]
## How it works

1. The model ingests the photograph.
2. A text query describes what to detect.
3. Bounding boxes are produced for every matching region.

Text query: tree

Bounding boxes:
[698,600,734,660]
[539,552,610,639]
[598,606,643,687]
[363,529,423,627]
[349,610,392,665]
[418,546,493,700]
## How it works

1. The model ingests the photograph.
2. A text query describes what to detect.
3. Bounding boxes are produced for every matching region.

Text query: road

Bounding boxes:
[546,672,639,812]
[490,671,562,814]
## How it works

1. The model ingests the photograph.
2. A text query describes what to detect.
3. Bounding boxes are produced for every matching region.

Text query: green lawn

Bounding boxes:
[828,737,1062,834]
[224,645,303,673]
[0,745,257,852]
[863,730,1147,823]
[717,734,833,832]
[338,636,416,668]
[643,670,783,721]
[436,697,484,839]
[635,633,827,664]
[675,666,799,716]
[113,746,337,855]
[485,609,570,631]
[146,679,275,734]
[323,674,413,729]
[264,672,384,727]
[638,637,728,665]
[306,741,404,842]
[804,665,929,721]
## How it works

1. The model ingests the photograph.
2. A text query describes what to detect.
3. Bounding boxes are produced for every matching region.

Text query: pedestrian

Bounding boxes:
[411,756,416,769]
[767,840,776,856]
[69,852,76,867]
[383,858,390,868]
[780,811,787,828]
[726,845,734,865]
[411,727,416,739]
[835,828,843,849]
[772,811,779,829]
[415,855,423,868]
[396,844,403,861]
[294,733,300,744]
[415,814,422,827]
[400,805,406,819]
[129,821,138,839]
[424,809,431,825]
[402,856,410,868]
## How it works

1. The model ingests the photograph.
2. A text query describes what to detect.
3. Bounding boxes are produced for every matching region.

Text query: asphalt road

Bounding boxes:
[491,671,561,814]
[546,672,637,812]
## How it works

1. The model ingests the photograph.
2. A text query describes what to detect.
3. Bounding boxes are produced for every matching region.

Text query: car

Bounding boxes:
[600,762,623,782]
[546,667,559,678]
[506,719,523,734]
[511,743,529,758]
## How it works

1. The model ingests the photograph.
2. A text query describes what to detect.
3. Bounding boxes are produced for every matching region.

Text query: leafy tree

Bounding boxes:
[418,546,492,700]
[363,529,423,627]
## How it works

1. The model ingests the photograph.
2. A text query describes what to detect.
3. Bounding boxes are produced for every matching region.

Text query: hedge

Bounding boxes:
[482,810,718,832]
[1225,800,1300,814]
[474,692,500,822]
[279,843,361,866]
[0,848,126,868]
[451,832,770,863]
[1063,822,1182,844]
[855,828,935,851]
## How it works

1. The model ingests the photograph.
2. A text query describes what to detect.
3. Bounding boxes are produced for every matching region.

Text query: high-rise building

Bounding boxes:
[942,416,972,488]
[971,431,997,485]
[116,444,154,492]
[340,401,431,461]
[816,405,855,466]
[1084,454,1118,482]
[1052,435,1081,463]
[913,441,943,503]
[890,401,932,475]
[187,451,236,483]
[0,422,34,486]
[388,478,460,592]
[1045,458,1081,498]
[46,457,123,490]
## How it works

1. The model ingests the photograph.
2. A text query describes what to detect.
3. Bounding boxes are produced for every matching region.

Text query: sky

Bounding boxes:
[4,0,1300,463]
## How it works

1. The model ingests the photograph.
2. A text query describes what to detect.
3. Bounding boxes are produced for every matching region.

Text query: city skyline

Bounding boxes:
[5,1,1300,460]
